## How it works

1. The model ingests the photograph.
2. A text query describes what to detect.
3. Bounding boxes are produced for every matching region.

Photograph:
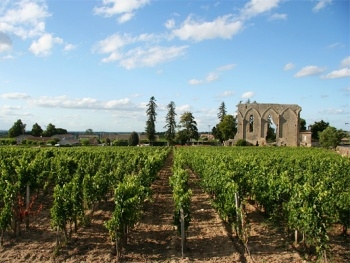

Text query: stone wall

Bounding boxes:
[233,103,302,146]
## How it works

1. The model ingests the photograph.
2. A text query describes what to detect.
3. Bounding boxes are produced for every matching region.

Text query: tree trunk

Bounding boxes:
[0,229,4,247]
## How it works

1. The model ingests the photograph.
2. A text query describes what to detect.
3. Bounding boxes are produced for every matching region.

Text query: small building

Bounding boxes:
[299,130,312,147]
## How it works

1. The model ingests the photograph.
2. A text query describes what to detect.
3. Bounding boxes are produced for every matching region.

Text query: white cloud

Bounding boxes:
[217,64,236,71]
[284,62,295,71]
[94,0,149,23]
[31,95,134,110]
[1,54,14,60]
[177,104,192,113]
[118,12,134,23]
[323,68,350,79]
[188,79,203,85]
[93,33,133,61]
[313,0,332,13]
[94,33,188,68]
[1,92,31,99]
[205,72,219,82]
[189,72,219,85]
[269,13,287,21]
[172,15,243,42]
[241,0,281,19]
[340,56,350,68]
[319,108,346,115]
[29,33,63,56]
[241,91,255,99]
[294,65,325,77]
[189,64,236,85]
[217,91,234,98]
[165,18,175,29]
[0,0,50,39]
[120,45,188,69]
[0,32,12,52]
[327,42,344,49]
[64,43,77,51]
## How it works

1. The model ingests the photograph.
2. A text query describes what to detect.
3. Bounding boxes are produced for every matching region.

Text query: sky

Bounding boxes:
[0,0,349,133]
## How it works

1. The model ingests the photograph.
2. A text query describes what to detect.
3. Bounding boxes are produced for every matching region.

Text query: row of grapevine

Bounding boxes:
[176,147,350,260]
[169,149,192,256]
[0,146,170,252]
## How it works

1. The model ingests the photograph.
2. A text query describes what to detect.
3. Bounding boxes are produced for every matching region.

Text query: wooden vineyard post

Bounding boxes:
[180,208,185,258]
[26,184,30,230]
[235,192,241,235]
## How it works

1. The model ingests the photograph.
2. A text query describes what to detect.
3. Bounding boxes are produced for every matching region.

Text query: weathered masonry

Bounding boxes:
[232,103,302,146]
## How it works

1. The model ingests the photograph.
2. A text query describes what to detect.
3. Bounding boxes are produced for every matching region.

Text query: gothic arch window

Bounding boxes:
[249,115,254,132]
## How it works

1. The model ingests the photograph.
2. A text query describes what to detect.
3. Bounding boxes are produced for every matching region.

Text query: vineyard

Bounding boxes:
[0,146,349,262]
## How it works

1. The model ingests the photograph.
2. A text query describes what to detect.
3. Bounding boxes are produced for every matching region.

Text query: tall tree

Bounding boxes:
[217,101,227,122]
[31,123,43,137]
[216,115,237,142]
[8,119,26,137]
[164,101,177,145]
[145,96,157,145]
[310,120,329,141]
[177,111,199,144]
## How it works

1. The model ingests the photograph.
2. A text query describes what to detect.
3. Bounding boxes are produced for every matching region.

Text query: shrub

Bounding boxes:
[236,139,248,146]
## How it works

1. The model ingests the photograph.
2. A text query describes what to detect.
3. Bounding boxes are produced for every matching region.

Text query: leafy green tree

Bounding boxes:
[175,130,188,145]
[8,119,26,137]
[56,128,67,135]
[319,126,346,149]
[80,138,90,146]
[164,101,177,145]
[217,101,227,122]
[211,126,219,140]
[31,123,43,137]
[178,111,199,144]
[145,96,157,145]
[299,118,307,131]
[128,131,139,146]
[43,123,56,137]
[85,129,93,135]
[310,120,329,141]
[216,115,237,142]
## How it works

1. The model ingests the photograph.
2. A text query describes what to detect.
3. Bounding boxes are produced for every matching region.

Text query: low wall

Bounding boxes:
[337,146,350,157]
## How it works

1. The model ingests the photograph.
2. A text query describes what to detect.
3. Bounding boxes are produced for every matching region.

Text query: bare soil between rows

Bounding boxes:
[0,153,349,262]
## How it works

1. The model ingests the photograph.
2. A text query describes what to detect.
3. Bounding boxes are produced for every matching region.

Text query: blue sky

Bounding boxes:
[0,0,349,133]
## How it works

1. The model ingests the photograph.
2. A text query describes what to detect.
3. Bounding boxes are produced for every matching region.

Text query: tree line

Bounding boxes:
[5,97,348,148]
[7,121,67,138]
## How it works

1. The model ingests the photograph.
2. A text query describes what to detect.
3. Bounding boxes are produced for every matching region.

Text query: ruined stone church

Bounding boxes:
[230,102,303,147]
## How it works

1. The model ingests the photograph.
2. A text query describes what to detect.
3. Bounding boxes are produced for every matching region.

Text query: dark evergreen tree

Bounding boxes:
[164,101,177,145]
[145,96,157,145]
[128,131,139,146]
[217,101,227,122]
